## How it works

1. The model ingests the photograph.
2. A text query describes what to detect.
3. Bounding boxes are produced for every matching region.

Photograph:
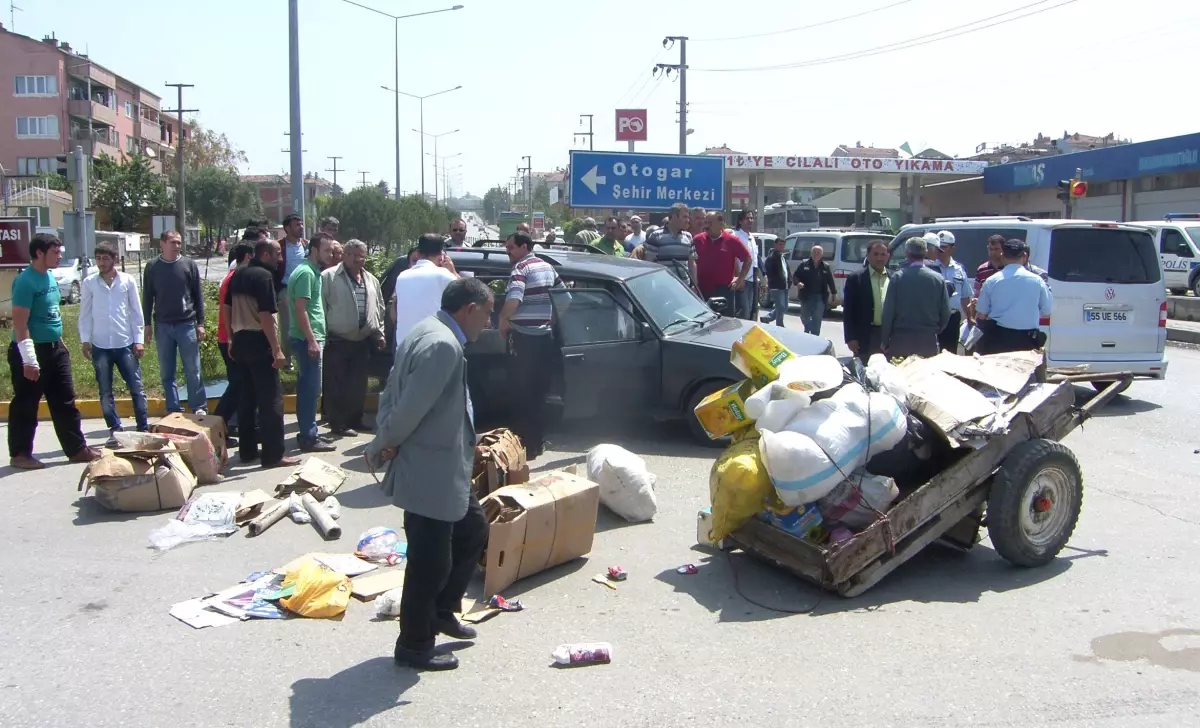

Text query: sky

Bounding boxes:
[11,0,1198,199]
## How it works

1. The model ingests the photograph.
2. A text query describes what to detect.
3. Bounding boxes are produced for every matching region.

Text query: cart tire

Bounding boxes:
[1090,379,1130,396]
[987,439,1082,568]
[686,380,736,448]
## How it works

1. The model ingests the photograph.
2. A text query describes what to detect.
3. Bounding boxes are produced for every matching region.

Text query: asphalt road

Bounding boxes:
[2,312,1198,727]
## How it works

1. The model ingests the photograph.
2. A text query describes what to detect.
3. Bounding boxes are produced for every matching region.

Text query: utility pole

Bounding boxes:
[522,155,532,222]
[655,36,689,154]
[287,0,304,223]
[358,171,370,187]
[325,155,344,192]
[574,114,594,151]
[281,133,308,222]
[163,83,197,236]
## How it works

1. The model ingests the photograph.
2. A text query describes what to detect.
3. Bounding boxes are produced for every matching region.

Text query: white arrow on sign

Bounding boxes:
[580,166,607,194]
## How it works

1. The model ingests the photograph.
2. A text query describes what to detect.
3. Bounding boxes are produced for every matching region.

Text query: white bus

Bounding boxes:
[760,201,819,238]
[817,208,891,230]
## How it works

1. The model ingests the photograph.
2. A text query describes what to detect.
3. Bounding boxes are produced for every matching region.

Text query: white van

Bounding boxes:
[889,217,1168,389]
[1124,214,1200,295]
[785,229,895,307]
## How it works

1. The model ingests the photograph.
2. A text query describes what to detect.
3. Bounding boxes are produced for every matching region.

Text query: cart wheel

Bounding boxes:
[1090,380,1130,396]
[987,439,1082,568]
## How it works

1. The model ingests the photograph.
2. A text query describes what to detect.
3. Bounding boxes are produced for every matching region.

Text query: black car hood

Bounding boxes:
[668,316,832,356]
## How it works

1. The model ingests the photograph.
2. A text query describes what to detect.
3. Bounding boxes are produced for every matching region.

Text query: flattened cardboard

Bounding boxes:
[235,490,276,526]
[925,350,1042,396]
[481,466,600,597]
[896,358,995,440]
[274,457,348,501]
[350,569,406,601]
[151,412,227,484]
[79,450,196,512]
[472,429,530,498]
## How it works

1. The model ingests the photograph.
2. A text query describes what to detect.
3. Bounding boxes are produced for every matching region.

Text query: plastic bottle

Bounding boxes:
[551,642,613,666]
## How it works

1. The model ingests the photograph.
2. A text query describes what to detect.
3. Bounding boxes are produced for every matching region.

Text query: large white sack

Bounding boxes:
[866,353,909,401]
[586,444,658,522]
[759,428,848,506]
[746,382,813,433]
[817,473,900,530]
[775,355,844,394]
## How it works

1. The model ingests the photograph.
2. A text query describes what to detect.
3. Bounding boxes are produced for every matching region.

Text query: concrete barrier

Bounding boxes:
[1167,295,1200,322]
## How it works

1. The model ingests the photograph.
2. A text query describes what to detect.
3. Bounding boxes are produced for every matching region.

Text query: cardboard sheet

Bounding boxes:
[897,359,996,442]
[274,457,348,500]
[925,350,1042,395]
[351,569,406,600]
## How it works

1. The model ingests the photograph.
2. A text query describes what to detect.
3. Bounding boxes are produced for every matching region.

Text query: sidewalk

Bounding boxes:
[1167,319,1200,345]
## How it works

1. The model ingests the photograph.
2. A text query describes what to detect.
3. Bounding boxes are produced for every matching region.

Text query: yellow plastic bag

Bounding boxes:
[709,438,775,541]
[280,560,352,618]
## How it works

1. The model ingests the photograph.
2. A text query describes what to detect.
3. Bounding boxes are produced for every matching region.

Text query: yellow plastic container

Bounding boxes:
[731,325,796,388]
[693,380,755,439]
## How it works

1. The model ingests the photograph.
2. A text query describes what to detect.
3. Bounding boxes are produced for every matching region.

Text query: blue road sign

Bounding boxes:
[568,150,725,211]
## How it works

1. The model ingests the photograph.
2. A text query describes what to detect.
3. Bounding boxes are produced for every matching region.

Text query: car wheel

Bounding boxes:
[1193,277,1200,298]
[685,380,737,448]
[68,281,80,304]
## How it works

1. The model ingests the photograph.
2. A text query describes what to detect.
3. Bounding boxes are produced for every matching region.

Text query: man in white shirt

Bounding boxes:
[394,233,458,348]
[732,210,760,320]
[623,215,645,253]
[79,241,149,446]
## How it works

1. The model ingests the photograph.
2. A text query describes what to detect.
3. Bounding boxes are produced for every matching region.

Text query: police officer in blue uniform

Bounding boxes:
[975,238,1052,355]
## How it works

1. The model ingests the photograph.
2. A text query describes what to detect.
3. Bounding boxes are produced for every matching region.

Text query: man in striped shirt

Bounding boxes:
[499,232,567,460]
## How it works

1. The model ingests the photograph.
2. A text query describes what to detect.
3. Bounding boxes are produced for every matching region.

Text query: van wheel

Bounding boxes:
[1192,278,1200,298]
[685,380,736,448]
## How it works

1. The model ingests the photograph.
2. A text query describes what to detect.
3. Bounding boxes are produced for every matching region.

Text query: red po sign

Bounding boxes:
[615,109,647,142]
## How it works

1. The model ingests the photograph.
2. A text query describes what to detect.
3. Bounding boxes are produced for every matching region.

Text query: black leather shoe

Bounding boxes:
[434,615,477,640]
[394,644,459,671]
[300,440,336,453]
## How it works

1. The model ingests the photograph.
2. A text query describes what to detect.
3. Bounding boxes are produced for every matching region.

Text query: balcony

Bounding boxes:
[68,98,118,127]
[137,117,161,141]
[136,88,160,111]
[71,126,120,160]
[66,62,115,92]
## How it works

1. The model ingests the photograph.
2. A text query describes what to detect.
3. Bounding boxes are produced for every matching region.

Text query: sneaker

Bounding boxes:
[104,434,120,449]
[300,440,336,453]
[10,454,45,470]
[434,615,478,640]
[393,643,459,671]
[317,433,337,444]
[194,408,208,417]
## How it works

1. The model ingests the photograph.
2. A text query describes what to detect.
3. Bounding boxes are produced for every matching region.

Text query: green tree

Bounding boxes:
[166,120,247,176]
[375,180,391,197]
[482,185,510,224]
[188,167,262,248]
[36,171,72,193]
[91,153,171,232]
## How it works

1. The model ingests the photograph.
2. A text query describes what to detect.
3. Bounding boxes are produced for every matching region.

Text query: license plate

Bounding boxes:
[1085,309,1131,323]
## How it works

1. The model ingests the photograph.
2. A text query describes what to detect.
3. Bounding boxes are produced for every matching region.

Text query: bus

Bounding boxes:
[497,210,526,239]
[760,201,818,237]
[817,208,892,231]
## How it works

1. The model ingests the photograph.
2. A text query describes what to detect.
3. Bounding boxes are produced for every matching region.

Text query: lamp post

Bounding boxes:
[414,128,459,205]
[427,152,463,207]
[343,0,463,200]
[440,160,463,205]
[388,92,460,199]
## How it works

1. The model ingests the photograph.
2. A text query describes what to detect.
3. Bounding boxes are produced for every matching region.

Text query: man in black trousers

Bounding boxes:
[843,239,892,363]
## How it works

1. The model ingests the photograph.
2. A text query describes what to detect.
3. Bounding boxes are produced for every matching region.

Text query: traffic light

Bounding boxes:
[55,154,69,179]
[1070,179,1088,198]
[1056,179,1072,202]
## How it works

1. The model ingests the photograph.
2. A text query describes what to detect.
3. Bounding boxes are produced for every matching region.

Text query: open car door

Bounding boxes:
[550,288,660,420]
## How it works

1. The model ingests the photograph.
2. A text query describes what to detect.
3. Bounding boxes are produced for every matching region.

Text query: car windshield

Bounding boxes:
[841,234,891,264]
[1187,227,1200,248]
[58,258,79,269]
[625,269,713,331]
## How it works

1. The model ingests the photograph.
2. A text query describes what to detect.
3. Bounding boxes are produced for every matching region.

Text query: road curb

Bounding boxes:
[0,393,380,421]
[1166,325,1200,346]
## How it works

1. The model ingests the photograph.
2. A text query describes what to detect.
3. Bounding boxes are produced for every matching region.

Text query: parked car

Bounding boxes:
[52,256,97,304]
[372,248,832,444]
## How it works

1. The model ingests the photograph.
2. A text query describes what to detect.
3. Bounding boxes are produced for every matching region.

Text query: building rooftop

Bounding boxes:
[832,143,901,158]
[0,25,160,100]
[243,174,335,187]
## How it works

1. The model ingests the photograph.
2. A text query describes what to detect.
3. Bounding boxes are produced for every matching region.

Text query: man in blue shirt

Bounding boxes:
[976,238,1053,355]
[277,213,307,369]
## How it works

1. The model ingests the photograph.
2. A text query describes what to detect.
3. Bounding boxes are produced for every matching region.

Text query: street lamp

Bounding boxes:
[343,1,463,200]
[440,161,463,204]
[413,127,459,203]
[428,151,463,206]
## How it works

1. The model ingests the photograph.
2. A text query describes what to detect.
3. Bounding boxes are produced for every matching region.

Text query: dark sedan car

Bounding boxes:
[374,248,832,444]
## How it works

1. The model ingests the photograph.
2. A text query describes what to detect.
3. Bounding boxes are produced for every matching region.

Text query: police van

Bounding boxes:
[1124,213,1200,295]
[889,217,1168,392]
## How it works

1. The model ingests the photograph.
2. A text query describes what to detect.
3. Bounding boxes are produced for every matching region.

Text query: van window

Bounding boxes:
[888,227,1027,271]
[1162,228,1193,257]
[790,235,836,261]
[841,234,891,264]
[1048,228,1161,284]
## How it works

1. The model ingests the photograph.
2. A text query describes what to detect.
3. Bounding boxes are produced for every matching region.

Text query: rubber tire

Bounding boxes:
[1090,379,1131,396]
[987,439,1082,568]
[1169,288,1186,296]
[685,380,737,448]
[68,281,80,305]
[1192,276,1200,298]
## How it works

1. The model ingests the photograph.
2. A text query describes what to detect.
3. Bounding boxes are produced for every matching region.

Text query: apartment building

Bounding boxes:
[0,23,178,178]
[243,174,336,223]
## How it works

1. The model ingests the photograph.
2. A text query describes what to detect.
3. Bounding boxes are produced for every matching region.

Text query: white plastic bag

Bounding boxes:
[288,493,311,524]
[586,444,658,522]
[866,354,909,402]
[149,492,242,551]
[746,382,813,433]
[775,355,844,394]
[817,472,900,530]
[374,586,404,619]
[355,527,401,562]
[960,320,984,351]
[149,519,228,551]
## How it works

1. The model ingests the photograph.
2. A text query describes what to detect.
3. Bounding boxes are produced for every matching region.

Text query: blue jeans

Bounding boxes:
[799,296,827,336]
[156,322,206,413]
[769,289,790,327]
[92,345,150,433]
[738,278,757,320]
[291,338,323,446]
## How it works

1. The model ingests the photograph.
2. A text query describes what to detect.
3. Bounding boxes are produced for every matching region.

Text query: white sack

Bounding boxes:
[586,444,657,522]
[817,473,900,530]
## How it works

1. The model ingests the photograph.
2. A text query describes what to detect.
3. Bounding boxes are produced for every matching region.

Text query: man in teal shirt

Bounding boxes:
[289,232,335,452]
[7,233,99,469]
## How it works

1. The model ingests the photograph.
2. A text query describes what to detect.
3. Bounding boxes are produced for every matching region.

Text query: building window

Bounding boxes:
[124,100,134,118]
[14,75,58,96]
[17,157,54,175]
[19,206,51,226]
[16,115,59,138]
[125,136,141,154]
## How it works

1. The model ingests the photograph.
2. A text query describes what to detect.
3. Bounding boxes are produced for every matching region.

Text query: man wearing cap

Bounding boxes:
[933,231,971,353]
[575,218,600,245]
[975,238,1052,355]
[881,235,950,360]
[623,216,645,253]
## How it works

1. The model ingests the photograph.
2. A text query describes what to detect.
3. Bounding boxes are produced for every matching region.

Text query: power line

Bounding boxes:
[695,0,1077,73]
[691,0,916,42]
[612,48,664,107]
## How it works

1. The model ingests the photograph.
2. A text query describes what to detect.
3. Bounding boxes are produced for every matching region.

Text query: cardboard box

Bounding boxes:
[274,457,348,501]
[481,466,600,597]
[693,379,756,439]
[78,446,197,512]
[151,412,227,484]
[472,428,530,498]
[731,325,796,388]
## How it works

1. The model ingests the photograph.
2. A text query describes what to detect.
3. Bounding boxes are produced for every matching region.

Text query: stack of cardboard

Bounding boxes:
[471,428,529,498]
[78,434,196,512]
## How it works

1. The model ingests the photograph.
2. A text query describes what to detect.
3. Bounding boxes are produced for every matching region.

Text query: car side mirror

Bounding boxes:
[639,321,652,340]
[707,297,728,313]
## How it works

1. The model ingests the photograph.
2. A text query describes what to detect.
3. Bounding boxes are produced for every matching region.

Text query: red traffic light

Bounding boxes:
[1070,180,1088,198]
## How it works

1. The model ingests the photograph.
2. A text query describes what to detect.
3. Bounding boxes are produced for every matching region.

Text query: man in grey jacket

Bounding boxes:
[365,277,494,671]
[881,236,950,359]
[321,239,384,437]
